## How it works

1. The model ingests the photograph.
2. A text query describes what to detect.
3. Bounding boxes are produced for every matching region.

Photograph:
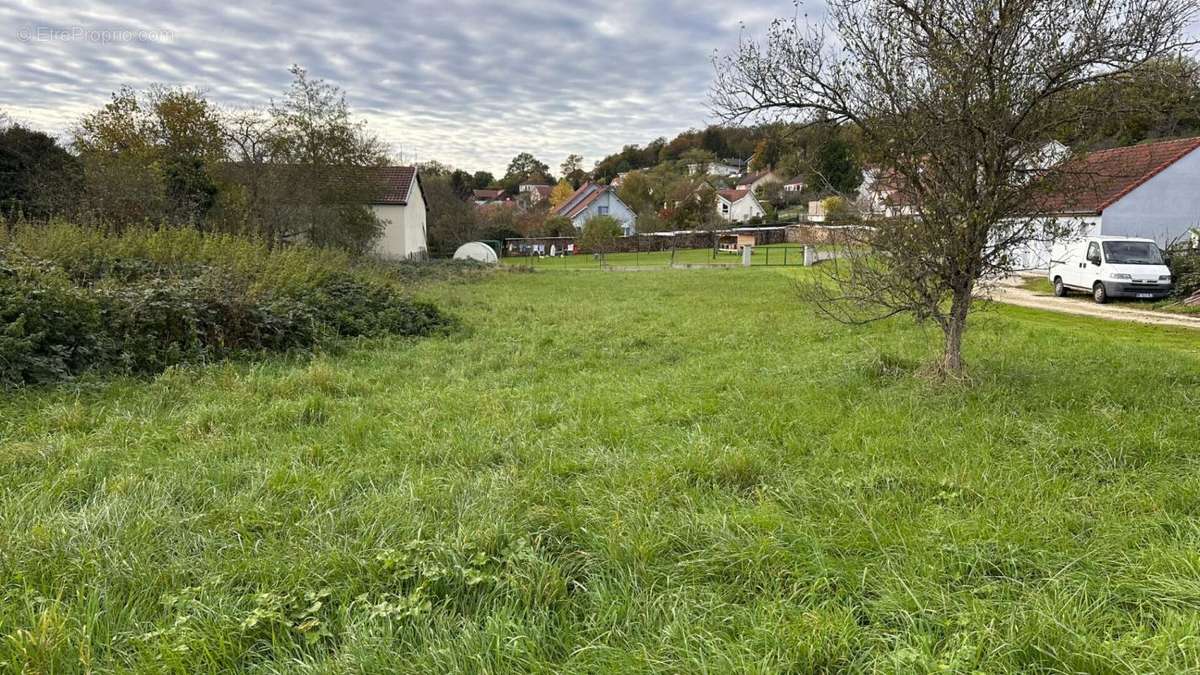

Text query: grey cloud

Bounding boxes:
[1,0,800,173]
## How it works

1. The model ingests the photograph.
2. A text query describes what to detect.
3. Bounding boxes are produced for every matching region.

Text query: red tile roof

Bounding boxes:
[736,171,769,187]
[371,166,418,205]
[1036,136,1200,215]
[718,188,752,202]
[473,189,505,201]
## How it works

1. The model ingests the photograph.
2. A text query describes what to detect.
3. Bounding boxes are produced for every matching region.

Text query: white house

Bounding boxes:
[688,158,748,177]
[1015,136,1200,267]
[519,183,552,204]
[783,177,806,193]
[553,182,637,235]
[716,188,766,223]
[371,166,429,260]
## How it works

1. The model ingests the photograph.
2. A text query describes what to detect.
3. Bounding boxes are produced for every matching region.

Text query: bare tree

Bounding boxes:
[712,0,1198,375]
[218,67,388,253]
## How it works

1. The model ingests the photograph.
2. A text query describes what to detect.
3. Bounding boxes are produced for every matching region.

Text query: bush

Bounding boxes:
[0,270,104,386]
[1166,247,1200,300]
[300,275,450,338]
[0,223,458,386]
[579,215,624,253]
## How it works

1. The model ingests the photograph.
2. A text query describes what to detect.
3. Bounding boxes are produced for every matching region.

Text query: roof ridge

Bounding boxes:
[1096,136,1200,211]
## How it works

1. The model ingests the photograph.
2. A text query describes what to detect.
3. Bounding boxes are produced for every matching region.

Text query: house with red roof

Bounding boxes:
[370,166,428,259]
[552,182,637,235]
[736,170,782,194]
[518,183,552,205]
[716,188,766,223]
[1016,136,1200,266]
[472,188,509,207]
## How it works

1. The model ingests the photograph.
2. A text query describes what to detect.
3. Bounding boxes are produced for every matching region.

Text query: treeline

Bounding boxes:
[593,57,1200,183]
[0,67,389,254]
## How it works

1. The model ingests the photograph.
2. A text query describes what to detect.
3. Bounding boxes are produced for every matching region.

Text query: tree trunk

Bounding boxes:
[939,282,974,376]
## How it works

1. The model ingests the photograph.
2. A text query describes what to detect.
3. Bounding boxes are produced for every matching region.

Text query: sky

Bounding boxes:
[0,0,804,176]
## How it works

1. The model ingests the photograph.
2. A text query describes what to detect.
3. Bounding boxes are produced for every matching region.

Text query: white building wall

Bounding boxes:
[1099,148,1200,246]
[371,180,429,260]
[718,196,766,222]
[1008,216,1101,271]
[571,191,637,235]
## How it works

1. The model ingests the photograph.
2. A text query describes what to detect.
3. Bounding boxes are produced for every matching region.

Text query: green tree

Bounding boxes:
[502,153,552,191]
[0,123,82,220]
[73,85,226,228]
[221,66,388,253]
[1057,56,1200,149]
[807,137,862,195]
[543,215,576,237]
[635,210,666,234]
[579,215,623,253]
[560,154,588,187]
[472,171,496,190]
[423,173,478,252]
[679,148,718,174]
[616,170,656,215]
[701,126,730,157]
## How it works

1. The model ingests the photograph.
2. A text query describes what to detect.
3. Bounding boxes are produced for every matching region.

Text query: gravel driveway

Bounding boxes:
[988,277,1200,330]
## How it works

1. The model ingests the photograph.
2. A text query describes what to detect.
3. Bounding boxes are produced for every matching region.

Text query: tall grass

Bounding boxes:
[3,221,357,295]
[0,267,1198,671]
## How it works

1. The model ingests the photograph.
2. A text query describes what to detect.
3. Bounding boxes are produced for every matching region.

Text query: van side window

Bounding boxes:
[1087,242,1101,264]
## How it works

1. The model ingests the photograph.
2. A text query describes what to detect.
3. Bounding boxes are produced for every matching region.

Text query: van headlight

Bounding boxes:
[1110,273,1132,280]
[1160,275,1172,282]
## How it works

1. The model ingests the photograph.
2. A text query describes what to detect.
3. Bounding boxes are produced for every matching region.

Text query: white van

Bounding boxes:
[1048,236,1173,303]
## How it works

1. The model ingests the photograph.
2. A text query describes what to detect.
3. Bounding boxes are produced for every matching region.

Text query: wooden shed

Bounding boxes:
[718,233,757,253]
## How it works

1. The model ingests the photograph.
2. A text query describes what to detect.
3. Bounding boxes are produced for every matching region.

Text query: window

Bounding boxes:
[1103,241,1163,265]
[597,206,609,216]
[1086,242,1102,265]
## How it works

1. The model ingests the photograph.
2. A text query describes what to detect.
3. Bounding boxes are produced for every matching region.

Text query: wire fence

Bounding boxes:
[498,244,824,270]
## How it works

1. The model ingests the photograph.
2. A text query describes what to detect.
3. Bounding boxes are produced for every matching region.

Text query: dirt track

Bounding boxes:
[989,278,1200,330]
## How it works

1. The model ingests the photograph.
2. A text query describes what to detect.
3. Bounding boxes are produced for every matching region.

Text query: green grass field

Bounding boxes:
[3,267,1200,672]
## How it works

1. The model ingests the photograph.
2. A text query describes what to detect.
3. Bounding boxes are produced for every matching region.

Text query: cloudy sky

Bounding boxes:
[1,0,805,176]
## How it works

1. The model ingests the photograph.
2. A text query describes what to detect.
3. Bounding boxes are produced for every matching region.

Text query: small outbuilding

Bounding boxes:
[718,233,757,253]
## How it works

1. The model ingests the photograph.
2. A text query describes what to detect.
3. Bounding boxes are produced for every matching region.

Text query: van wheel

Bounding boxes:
[1093,282,1109,304]
[1053,277,1067,297]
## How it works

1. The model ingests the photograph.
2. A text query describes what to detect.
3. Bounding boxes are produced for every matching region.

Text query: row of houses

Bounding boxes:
[364,135,1200,262]
[472,183,554,208]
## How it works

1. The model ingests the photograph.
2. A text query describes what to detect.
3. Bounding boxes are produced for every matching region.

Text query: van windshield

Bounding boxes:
[1102,241,1164,265]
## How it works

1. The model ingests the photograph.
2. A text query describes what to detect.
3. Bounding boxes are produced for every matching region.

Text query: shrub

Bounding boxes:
[0,270,103,386]
[96,274,319,374]
[0,223,460,387]
[1166,247,1200,300]
[579,216,623,253]
[298,274,450,338]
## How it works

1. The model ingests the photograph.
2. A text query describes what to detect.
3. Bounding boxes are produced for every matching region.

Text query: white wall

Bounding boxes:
[1007,216,1101,270]
[718,195,766,223]
[1101,148,1200,246]
[372,179,429,260]
[572,191,637,235]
